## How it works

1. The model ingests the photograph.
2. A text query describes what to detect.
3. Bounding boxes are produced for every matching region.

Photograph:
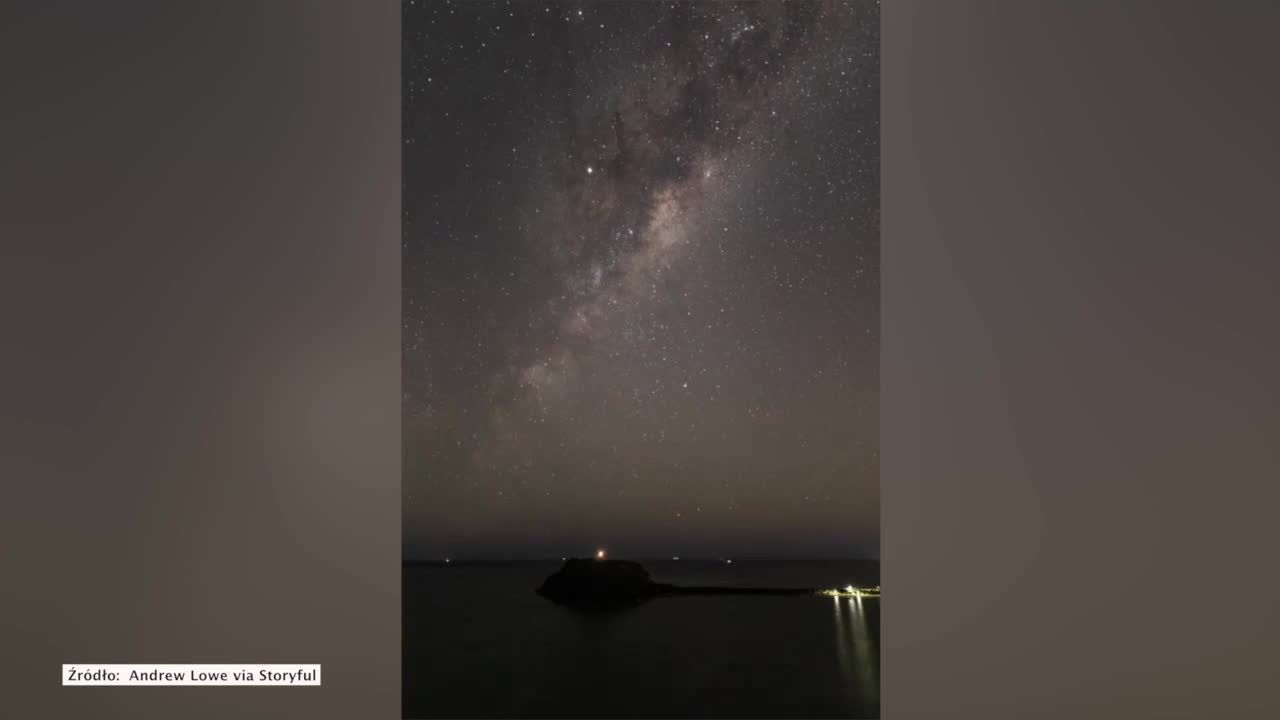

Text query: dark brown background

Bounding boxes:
[2,1,1278,717]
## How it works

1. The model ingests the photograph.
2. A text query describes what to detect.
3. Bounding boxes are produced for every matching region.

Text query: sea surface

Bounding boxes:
[403,559,879,718]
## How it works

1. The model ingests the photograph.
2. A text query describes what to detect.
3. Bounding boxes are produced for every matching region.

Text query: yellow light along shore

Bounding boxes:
[819,585,881,598]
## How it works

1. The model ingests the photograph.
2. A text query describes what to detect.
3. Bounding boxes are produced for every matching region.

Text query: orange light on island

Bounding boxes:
[596,549,606,560]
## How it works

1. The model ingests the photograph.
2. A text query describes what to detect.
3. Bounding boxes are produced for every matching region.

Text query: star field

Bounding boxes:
[403,0,879,559]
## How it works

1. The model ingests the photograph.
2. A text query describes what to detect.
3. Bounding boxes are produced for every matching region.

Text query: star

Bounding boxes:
[403,0,880,561]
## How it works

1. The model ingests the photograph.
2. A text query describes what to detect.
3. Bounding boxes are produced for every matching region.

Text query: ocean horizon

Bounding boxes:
[404,558,880,718]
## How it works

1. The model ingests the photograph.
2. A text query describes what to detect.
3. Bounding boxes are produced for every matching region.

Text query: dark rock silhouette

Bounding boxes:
[537,558,664,610]
[536,558,817,611]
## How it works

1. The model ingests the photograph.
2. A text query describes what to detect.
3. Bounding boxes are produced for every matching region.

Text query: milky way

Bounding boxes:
[404,1,879,559]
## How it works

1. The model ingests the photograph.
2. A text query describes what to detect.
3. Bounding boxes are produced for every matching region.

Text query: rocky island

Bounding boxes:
[536,558,821,611]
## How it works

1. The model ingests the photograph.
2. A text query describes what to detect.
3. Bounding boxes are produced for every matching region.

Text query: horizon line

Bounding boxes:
[404,555,881,565]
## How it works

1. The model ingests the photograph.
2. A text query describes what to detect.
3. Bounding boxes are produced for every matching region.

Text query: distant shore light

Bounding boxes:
[596,549,606,560]
[820,585,881,599]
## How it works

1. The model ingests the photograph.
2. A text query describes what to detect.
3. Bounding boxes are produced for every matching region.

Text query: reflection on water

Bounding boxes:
[405,561,880,717]
[834,594,879,707]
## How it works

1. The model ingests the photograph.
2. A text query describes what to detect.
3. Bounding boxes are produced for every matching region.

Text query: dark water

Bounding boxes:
[403,559,879,718]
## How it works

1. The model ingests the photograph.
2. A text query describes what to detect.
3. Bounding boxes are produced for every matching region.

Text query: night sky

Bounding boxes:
[403,1,878,560]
